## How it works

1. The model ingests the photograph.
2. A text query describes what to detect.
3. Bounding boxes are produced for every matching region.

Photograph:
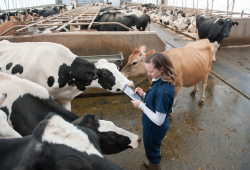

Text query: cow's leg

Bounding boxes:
[196,29,200,41]
[198,74,209,105]
[147,23,150,31]
[212,42,220,62]
[189,85,198,96]
[61,100,71,111]
[169,86,182,119]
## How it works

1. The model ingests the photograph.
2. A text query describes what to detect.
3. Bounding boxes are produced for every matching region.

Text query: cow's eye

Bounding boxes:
[83,72,94,80]
[132,61,137,65]
[103,72,107,76]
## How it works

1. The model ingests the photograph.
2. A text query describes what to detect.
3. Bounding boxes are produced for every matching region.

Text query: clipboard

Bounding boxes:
[122,84,142,101]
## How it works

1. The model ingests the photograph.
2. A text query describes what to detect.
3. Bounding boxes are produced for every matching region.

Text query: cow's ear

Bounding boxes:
[233,22,239,26]
[146,49,155,58]
[138,45,146,53]
[72,113,95,129]
[132,49,140,55]
[114,60,121,69]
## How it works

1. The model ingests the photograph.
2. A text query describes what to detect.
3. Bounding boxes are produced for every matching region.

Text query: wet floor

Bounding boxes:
[72,74,249,169]
[71,23,250,169]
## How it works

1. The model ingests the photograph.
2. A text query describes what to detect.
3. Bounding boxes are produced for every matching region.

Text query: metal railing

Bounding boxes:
[0,4,135,36]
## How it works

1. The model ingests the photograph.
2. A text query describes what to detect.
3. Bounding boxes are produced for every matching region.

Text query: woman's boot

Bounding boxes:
[148,161,161,170]
[142,160,149,169]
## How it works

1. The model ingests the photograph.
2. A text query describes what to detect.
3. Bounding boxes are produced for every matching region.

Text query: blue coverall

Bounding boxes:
[142,79,175,164]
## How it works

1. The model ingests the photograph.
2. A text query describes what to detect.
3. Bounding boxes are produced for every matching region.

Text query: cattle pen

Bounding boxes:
[0,2,250,170]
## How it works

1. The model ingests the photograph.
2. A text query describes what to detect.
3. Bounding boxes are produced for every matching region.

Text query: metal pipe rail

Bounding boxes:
[55,8,93,32]
[68,22,134,31]
[88,7,102,30]
[2,5,135,36]
[15,5,89,33]
[0,25,26,36]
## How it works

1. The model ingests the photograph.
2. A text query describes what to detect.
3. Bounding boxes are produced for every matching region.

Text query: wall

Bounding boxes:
[0,31,166,67]
[221,18,250,47]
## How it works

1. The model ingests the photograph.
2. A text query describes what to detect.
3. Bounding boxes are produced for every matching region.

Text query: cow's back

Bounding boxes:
[165,39,214,87]
[0,40,77,98]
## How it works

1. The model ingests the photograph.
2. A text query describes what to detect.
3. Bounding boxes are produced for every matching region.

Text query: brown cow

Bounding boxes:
[0,14,32,36]
[122,39,215,117]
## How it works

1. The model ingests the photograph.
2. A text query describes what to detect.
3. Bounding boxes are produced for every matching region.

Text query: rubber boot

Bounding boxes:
[143,161,149,169]
[142,161,161,170]
[148,161,161,170]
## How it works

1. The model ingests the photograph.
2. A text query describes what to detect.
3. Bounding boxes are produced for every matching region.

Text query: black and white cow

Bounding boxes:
[0,113,122,170]
[136,13,151,31]
[36,6,60,17]
[81,11,139,31]
[196,15,239,61]
[99,6,121,12]
[0,93,22,138]
[0,72,140,154]
[0,40,134,111]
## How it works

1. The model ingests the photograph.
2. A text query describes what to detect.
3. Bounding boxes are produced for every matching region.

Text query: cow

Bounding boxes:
[0,93,22,138]
[188,17,196,33]
[39,6,60,17]
[81,11,139,31]
[83,10,150,31]
[99,6,121,12]
[196,15,239,61]
[0,40,134,111]
[0,17,25,36]
[35,23,69,33]
[0,72,140,154]
[0,14,33,36]
[0,113,122,170]
[136,13,151,31]
[121,39,215,118]
[0,12,8,22]
[174,14,195,31]
[174,17,189,31]
[161,15,173,25]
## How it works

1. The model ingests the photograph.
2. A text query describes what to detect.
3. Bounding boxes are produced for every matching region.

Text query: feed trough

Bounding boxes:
[79,52,124,68]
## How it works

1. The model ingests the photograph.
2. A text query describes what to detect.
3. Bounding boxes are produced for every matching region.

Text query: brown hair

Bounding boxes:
[145,52,177,85]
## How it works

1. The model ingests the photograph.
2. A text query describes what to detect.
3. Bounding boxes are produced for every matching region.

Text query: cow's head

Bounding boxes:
[13,113,122,169]
[88,59,134,91]
[72,113,141,155]
[214,18,239,38]
[58,57,97,91]
[121,45,154,80]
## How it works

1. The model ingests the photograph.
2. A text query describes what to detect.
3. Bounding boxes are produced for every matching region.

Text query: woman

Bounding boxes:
[131,52,177,170]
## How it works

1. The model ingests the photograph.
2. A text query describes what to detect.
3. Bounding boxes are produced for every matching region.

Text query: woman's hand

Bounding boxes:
[131,100,142,109]
[134,87,144,98]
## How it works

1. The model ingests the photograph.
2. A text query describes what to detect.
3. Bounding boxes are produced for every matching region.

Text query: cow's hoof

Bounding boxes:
[189,91,196,96]
[198,100,204,105]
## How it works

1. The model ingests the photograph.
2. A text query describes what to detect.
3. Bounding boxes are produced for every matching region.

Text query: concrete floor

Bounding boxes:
[71,23,250,170]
